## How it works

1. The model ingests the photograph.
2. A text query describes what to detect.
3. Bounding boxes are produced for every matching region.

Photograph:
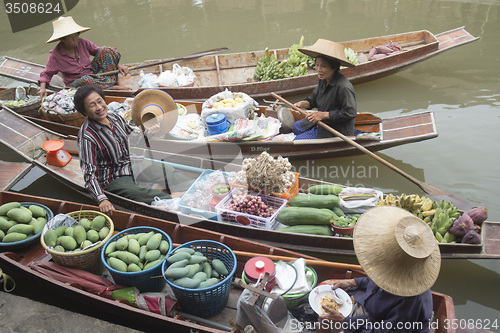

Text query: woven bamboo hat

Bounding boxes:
[131,89,178,135]
[299,39,355,68]
[353,205,441,297]
[46,16,90,43]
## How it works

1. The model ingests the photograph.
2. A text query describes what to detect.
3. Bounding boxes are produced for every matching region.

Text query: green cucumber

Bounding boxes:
[276,207,336,226]
[307,184,343,195]
[276,224,335,236]
[288,193,340,209]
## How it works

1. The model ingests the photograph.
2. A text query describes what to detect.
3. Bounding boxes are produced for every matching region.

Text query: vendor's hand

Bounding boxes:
[306,111,329,124]
[170,192,185,198]
[37,87,47,99]
[99,199,115,216]
[118,63,129,76]
[146,123,161,135]
[330,279,357,291]
[320,305,345,323]
[293,100,309,109]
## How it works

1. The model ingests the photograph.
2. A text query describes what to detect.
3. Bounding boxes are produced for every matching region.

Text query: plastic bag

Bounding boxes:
[158,71,178,87]
[138,70,159,88]
[150,196,180,212]
[339,187,384,213]
[272,259,310,295]
[201,89,259,125]
[171,63,195,86]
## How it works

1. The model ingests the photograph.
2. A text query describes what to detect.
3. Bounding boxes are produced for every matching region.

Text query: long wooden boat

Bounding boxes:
[13,94,438,160]
[1,105,498,259]
[0,190,456,332]
[0,27,478,100]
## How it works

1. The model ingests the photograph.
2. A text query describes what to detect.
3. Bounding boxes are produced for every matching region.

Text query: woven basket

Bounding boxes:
[40,210,114,274]
[0,85,42,118]
[40,105,87,127]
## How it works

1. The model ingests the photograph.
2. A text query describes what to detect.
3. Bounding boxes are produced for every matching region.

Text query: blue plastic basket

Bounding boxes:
[0,202,54,251]
[101,226,172,292]
[162,240,237,318]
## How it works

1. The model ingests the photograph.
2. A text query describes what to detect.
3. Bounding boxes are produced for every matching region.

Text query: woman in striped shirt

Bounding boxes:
[75,84,191,216]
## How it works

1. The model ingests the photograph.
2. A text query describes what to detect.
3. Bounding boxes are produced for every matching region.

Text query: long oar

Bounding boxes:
[271,92,470,208]
[97,47,229,76]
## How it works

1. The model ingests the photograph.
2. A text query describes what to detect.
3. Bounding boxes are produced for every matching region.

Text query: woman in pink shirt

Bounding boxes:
[38,16,129,98]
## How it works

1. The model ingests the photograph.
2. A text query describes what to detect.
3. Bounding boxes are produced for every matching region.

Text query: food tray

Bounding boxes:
[215,188,287,230]
[177,170,232,220]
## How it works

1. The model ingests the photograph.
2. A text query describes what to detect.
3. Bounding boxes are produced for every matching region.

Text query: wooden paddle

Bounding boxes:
[97,47,230,76]
[270,92,470,208]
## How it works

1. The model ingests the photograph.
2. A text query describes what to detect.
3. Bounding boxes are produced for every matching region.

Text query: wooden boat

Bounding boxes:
[1,105,498,259]
[0,161,33,191]
[0,27,478,100]
[0,190,456,332]
[12,94,438,160]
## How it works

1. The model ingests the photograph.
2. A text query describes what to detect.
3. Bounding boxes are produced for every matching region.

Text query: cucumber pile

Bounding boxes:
[275,184,354,237]
[0,202,48,244]
[164,246,229,289]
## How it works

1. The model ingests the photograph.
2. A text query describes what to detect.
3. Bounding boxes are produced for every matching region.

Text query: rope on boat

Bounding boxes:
[0,267,16,292]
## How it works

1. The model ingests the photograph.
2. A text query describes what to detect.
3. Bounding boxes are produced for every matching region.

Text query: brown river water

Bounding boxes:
[1,0,499,330]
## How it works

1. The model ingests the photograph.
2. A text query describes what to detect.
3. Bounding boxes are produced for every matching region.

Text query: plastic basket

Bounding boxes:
[178,170,232,220]
[0,202,53,251]
[162,240,237,318]
[215,188,287,230]
[101,226,172,292]
[41,210,114,274]
[232,172,299,202]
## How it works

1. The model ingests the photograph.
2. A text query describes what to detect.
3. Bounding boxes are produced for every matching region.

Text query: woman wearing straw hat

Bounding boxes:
[318,206,440,333]
[74,85,192,216]
[38,16,130,99]
[291,39,357,140]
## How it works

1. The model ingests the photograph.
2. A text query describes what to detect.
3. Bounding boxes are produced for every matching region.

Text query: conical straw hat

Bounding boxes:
[353,205,441,297]
[298,39,355,68]
[46,16,90,43]
[131,89,178,136]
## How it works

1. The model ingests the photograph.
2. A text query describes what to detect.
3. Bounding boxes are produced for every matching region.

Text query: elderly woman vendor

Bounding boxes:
[292,39,357,140]
[317,205,440,333]
[38,16,129,98]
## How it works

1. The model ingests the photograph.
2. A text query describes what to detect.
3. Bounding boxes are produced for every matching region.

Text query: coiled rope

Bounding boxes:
[0,267,16,292]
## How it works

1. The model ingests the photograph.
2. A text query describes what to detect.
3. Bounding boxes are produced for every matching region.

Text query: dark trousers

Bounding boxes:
[104,159,192,204]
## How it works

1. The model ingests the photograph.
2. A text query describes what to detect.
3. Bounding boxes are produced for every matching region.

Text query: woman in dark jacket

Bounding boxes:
[292,39,357,140]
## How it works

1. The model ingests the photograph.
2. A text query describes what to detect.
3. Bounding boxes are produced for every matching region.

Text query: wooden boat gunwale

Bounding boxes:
[0,190,456,333]
[1,105,497,259]
[0,27,479,100]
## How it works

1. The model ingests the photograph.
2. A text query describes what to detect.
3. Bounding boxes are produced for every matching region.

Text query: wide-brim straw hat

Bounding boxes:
[46,16,90,43]
[299,39,355,68]
[131,89,178,136]
[353,205,441,297]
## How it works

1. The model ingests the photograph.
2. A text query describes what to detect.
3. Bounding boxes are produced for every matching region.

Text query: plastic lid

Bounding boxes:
[244,256,275,280]
[41,139,64,152]
[205,112,225,125]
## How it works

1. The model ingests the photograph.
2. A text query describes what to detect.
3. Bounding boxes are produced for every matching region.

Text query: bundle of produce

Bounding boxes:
[344,48,359,66]
[0,202,50,246]
[233,151,296,194]
[276,184,353,237]
[163,247,228,289]
[377,194,487,244]
[254,36,314,82]
[367,42,402,61]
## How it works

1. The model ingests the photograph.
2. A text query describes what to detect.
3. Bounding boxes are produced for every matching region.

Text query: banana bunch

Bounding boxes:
[344,48,359,66]
[378,194,460,243]
[429,200,461,243]
[254,37,315,82]
[255,48,282,81]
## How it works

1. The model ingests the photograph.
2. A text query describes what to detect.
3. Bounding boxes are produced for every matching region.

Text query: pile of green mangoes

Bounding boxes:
[104,230,170,272]
[164,246,229,289]
[0,202,48,243]
[43,214,110,252]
